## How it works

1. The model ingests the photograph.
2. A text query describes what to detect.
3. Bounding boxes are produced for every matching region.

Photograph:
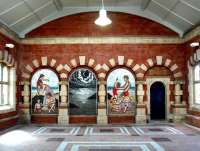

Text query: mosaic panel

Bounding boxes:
[31,69,59,115]
[69,68,97,115]
[107,68,136,115]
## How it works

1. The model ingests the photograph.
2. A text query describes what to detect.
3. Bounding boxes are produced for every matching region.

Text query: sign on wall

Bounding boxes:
[69,68,97,115]
[107,68,136,115]
[31,69,59,115]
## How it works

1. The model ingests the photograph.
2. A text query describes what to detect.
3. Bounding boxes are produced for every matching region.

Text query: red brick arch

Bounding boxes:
[21,56,102,81]
[143,56,183,79]
[0,49,16,67]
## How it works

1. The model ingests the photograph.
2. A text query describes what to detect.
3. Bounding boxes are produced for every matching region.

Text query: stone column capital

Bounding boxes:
[136,81,146,85]
[59,81,68,85]
[20,81,30,85]
[173,80,185,85]
[98,81,106,107]
[137,82,145,104]
[59,81,68,107]
[98,80,106,85]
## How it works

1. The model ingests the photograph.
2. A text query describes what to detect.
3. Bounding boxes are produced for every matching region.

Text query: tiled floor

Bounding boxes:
[0,123,200,151]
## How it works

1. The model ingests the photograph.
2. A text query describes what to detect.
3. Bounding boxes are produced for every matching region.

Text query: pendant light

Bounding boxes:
[95,0,112,26]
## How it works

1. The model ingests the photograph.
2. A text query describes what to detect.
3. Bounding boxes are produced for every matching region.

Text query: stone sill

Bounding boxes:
[0,106,15,114]
[190,106,200,112]
[171,104,187,108]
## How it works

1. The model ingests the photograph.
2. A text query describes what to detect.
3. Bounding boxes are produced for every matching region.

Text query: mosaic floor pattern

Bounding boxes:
[56,141,165,151]
[0,124,200,151]
[31,125,184,136]
[32,126,81,136]
[132,126,184,136]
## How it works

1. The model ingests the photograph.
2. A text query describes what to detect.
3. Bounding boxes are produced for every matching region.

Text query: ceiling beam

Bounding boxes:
[159,0,179,21]
[22,0,42,21]
[152,0,194,25]
[181,0,200,11]
[140,0,151,10]
[18,7,184,38]
[0,23,20,42]
[53,0,63,11]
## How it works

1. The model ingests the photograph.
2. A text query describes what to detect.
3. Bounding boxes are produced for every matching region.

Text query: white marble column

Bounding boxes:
[137,83,145,104]
[22,81,30,105]
[97,81,107,124]
[173,81,186,122]
[58,81,69,125]
[20,81,31,123]
[98,81,106,106]
[60,81,68,106]
[136,82,146,124]
[175,83,182,104]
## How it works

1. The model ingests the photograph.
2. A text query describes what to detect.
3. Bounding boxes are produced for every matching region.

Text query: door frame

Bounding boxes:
[146,77,171,121]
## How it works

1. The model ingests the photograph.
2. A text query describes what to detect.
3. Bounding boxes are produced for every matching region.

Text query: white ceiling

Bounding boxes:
[0,0,199,38]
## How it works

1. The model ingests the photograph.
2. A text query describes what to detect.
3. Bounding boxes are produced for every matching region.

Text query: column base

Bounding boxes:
[58,107,69,125]
[19,109,31,124]
[172,104,187,122]
[136,104,147,124]
[19,103,31,124]
[97,108,108,125]
[59,102,68,107]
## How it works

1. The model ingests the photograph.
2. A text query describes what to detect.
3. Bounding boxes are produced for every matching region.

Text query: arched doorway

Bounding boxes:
[68,68,97,117]
[150,82,166,120]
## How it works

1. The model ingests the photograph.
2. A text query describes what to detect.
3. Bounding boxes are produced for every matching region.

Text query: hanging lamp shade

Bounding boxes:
[95,0,112,26]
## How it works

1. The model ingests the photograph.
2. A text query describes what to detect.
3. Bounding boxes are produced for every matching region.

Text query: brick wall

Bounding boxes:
[0,33,19,129]
[184,35,200,127]
[1,12,198,125]
[27,12,178,37]
[0,33,18,57]
[18,44,186,71]
[18,44,187,99]
[0,111,18,130]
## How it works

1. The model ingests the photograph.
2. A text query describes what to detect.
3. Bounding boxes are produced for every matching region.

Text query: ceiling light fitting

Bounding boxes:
[95,0,112,26]
[5,43,15,49]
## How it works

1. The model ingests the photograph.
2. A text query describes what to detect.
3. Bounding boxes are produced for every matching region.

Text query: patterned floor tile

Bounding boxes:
[32,126,80,135]
[84,127,130,135]
[56,141,166,151]
[1,124,200,151]
[132,126,184,136]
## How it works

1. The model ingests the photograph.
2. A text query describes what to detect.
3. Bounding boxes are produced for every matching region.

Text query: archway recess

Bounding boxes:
[68,68,97,116]
[150,81,166,120]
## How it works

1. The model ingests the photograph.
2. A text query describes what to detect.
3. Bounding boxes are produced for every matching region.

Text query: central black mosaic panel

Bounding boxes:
[151,137,172,142]
[89,149,132,151]
[148,128,164,132]
[100,129,114,133]
[50,129,65,132]
[46,138,65,142]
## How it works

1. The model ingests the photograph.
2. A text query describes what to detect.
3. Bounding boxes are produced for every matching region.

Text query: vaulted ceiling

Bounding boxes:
[0,0,199,38]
